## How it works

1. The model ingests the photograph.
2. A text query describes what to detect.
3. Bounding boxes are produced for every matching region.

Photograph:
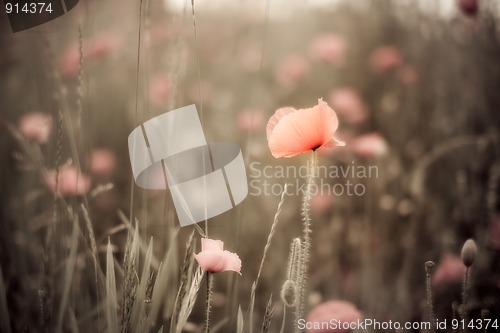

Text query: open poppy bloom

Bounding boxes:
[306,300,363,333]
[267,99,344,158]
[194,238,241,274]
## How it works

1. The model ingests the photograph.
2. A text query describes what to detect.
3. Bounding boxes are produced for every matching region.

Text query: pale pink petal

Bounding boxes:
[201,238,224,251]
[221,251,242,274]
[194,251,227,273]
[266,107,296,142]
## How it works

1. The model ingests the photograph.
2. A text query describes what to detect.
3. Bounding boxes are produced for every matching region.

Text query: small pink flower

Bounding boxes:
[369,46,403,73]
[18,112,52,144]
[309,33,347,66]
[267,99,344,158]
[432,254,466,285]
[88,149,116,177]
[329,88,369,125]
[194,238,241,274]
[149,75,171,105]
[44,165,92,197]
[275,55,310,87]
[307,300,363,333]
[350,133,388,158]
[236,108,265,133]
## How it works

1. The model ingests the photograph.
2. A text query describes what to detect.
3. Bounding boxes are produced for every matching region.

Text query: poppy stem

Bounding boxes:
[297,151,317,326]
[205,272,214,333]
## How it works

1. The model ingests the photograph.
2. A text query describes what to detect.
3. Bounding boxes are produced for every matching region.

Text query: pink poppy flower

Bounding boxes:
[267,99,344,158]
[18,112,52,144]
[432,254,466,285]
[329,88,369,125]
[236,108,265,133]
[275,55,310,87]
[458,0,479,16]
[369,46,403,73]
[306,300,363,333]
[350,133,388,158]
[88,149,116,177]
[309,33,347,66]
[60,33,122,77]
[194,238,241,274]
[149,75,171,105]
[44,165,92,197]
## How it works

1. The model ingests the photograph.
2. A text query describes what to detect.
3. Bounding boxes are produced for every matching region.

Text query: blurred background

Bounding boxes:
[1,0,500,332]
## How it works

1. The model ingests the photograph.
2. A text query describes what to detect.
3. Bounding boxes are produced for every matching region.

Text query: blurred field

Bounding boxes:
[1,0,500,332]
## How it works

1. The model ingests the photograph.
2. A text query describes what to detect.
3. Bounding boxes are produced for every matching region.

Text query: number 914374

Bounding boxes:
[5,2,53,14]
[451,318,499,330]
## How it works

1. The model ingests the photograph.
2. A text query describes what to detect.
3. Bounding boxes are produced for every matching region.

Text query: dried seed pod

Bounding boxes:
[280,279,297,307]
[425,261,436,275]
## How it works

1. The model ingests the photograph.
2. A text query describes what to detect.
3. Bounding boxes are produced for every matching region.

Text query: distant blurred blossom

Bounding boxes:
[398,65,419,85]
[194,238,242,274]
[369,46,403,73]
[145,22,171,48]
[238,43,262,72]
[329,88,369,125]
[309,33,347,66]
[18,112,52,144]
[149,75,171,105]
[60,33,123,77]
[350,133,388,158]
[44,165,92,197]
[458,0,479,16]
[236,108,265,133]
[310,192,334,214]
[432,254,465,285]
[306,300,363,333]
[88,149,116,177]
[275,55,310,87]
